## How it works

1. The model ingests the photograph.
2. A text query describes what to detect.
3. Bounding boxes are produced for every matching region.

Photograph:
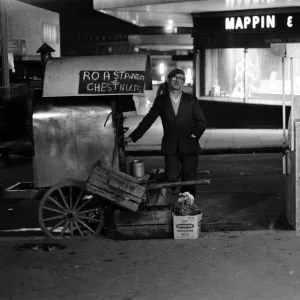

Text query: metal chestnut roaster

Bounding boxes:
[33,54,153,238]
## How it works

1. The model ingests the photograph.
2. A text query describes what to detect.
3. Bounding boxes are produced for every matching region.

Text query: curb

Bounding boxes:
[0,229,296,242]
[126,146,283,156]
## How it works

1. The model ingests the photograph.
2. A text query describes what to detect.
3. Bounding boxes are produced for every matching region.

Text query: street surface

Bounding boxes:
[0,153,287,235]
[0,152,296,300]
[1,231,300,300]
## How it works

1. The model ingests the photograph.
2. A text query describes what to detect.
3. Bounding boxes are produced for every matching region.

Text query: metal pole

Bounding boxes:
[0,0,10,101]
[195,49,200,99]
[244,48,248,103]
[282,56,286,148]
[290,57,294,151]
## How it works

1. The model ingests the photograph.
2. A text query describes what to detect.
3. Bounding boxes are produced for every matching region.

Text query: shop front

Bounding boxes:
[193,8,300,230]
[192,8,300,128]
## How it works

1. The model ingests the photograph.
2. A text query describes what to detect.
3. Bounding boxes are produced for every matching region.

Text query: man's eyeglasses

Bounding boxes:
[172,76,185,82]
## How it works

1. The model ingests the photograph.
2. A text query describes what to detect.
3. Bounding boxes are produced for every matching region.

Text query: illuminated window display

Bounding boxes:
[205,47,300,104]
[193,9,300,105]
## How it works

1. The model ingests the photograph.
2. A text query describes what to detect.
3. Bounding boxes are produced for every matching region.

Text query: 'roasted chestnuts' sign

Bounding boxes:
[78,70,145,94]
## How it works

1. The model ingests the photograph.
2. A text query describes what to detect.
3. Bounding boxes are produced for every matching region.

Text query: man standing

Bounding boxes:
[125,68,206,197]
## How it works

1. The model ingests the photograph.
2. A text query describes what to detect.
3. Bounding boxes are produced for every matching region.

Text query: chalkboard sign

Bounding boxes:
[78,70,145,94]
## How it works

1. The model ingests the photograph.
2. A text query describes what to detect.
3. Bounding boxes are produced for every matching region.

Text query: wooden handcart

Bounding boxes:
[38,161,210,239]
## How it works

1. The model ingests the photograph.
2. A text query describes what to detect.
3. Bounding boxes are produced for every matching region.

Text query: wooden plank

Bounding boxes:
[148,169,210,177]
[88,164,145,198]
[147,179,211,190]
[85,182,139,212]
[90,167,146,196]
[87,177,143,203]
[92,173,146,198]
[115,209,172,226]
[3,181,38,199]
[116,224,173,239]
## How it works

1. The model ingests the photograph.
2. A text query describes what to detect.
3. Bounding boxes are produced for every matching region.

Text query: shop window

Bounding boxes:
[42,22,58,44]
[205,48,300,105]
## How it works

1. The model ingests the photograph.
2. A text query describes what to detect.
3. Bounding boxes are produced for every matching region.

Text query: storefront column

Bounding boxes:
[199,47,205,97]
[244,48,248,103]
[194,49,200,98]
[282,56,287,148]
[0,0,10,101]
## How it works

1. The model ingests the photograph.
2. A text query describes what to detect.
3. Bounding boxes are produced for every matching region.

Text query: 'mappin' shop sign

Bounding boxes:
[225,14,295,31]
[78,70,145,94]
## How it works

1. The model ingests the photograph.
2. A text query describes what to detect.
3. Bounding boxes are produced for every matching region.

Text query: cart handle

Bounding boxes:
[104,112,112,127]
[146,179,211,190]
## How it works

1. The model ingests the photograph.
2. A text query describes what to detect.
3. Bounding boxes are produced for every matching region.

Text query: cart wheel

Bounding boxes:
[38,181,104,239]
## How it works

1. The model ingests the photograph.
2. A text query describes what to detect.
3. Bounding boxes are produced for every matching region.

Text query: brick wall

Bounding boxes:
[6,0,60,59]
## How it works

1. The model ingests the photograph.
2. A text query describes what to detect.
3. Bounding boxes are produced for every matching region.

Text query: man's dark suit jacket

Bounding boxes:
[129,92,206,155]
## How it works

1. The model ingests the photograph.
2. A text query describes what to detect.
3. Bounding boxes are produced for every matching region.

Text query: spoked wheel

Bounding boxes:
[38,181,105,239]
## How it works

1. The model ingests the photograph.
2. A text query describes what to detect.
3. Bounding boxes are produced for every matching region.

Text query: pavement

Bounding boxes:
[124,115,285,154]
[0,114,286,158]
[1,230,300,300]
